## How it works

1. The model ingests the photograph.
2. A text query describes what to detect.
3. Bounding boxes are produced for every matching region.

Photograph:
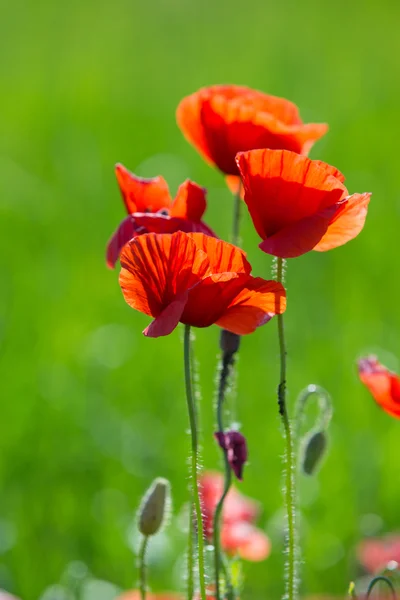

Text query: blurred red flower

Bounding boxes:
[176,84,328,194]
[119,231,286,337]
[358,357,400,419]
[236,148,371,258]
[116,592,183,600]
[357,534,400,573]
[107,164,215,268]
[200,472,271,561]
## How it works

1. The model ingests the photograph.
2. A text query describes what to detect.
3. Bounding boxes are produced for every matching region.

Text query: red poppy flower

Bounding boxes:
[176,85,328,188]
[106,164,216,268]
[236,149,371,258]
[200,472,270,561]
[119,231,286,337]
[357,534,400,574]
[358,356,400,419]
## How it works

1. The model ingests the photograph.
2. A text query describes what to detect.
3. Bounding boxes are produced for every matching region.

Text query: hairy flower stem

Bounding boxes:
[183,324,207,600]
[138,535,149,600]
[187,510,194,600]
[213,349,237,600]
[232,182,242,246]
[276,257,298,600]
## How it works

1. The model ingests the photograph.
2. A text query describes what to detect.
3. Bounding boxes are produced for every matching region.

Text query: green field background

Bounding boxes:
[1,0,399,598]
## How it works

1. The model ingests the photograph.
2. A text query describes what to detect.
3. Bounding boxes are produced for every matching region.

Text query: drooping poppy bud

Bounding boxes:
[215,430,248,480]
[138,477,171,536]
[301,430,328,476]
[219,330,241,356]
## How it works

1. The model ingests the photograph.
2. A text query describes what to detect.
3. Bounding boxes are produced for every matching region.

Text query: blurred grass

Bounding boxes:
[1,0,400,598]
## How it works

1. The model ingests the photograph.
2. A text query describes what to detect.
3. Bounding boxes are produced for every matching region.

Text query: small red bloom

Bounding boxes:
[236,149,371,258]
[358,356,400,419]
[107,164,215,268]
[119,231,286,338]
[200,472,270,561]
[176,85,328,183]
[357,534,400,573]
[215,430,248,480]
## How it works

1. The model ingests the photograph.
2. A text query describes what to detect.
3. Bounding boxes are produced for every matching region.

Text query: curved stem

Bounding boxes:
[276,258,298,600]
[138,535,149,600]
[184,324,207,600]
[232,181,242,246]
[366,576,396,600]
[213,352,236,600]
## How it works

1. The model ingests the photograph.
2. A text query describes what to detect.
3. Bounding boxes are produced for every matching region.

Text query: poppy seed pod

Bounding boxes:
[138,477,170,536]
[301,430,328,476]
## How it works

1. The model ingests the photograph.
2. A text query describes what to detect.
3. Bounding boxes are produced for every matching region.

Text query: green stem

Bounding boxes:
[232,181,242,246]
[276,257,298,600]
[184,324,207,600]
[138,535,149,600]
[366,576,396,600]
[187,507,194,600]
[213,352,236,600]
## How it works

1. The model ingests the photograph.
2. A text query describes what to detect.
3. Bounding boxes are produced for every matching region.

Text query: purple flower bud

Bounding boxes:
[215,430,248,480]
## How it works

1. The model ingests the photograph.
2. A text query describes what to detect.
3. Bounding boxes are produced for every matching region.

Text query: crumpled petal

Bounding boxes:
[169,180,207,221]
[115,164,171,214]
[358,356,400,419]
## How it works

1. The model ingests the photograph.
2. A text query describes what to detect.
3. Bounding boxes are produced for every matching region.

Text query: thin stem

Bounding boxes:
[366,576,396,600]
[276,257,298,600]
[138,535,149,600]
[187,507,194,600]
[213,352,236,600]
[184,324,207,600]
[231,181,242,246]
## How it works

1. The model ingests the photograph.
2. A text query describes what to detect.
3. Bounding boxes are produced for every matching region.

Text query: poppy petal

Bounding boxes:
[222,522,271,561]
[313,192,371,252]
[169,180,207,221]
[358,356,400,419]
[225,175,243,197]
[259,204,340,258]
[144,293,189,338]
[215,277,286,334]
[236,149,347,239]
[188,233,252,274]
[312,160,346,183]
[132,213,217,238]
[115,164,171,214]
[119,232,210,323]
[106,216,144,269]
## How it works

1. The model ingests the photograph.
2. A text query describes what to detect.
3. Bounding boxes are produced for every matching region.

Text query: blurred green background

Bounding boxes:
[1,0,399,598]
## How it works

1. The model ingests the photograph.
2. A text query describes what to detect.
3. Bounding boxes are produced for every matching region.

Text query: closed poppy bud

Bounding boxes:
[215,430,248,480]
[301,430,328,475]
[138,478,170,536]
[219,330,241,356]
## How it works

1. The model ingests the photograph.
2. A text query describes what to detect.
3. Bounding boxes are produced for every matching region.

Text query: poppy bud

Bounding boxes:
[301,430,328,476]
[138,477,170,536]
[215,430,248,480]
[219,330,241,356]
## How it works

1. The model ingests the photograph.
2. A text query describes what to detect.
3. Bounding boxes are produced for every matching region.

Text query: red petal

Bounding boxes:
[144,293,188,338]
[358,357,400,419]
[181,273,285,333]
[215,277,287,334]
[222,522,271,561]
[119,232,210,326]
[115,164,171,214]
[188,233,252,274]
[225,175,245,198]
[312,160,346,183]
[106,216,141,269]
[177,86,327,175]
[258,204,340,258]
[313,192,371,252]
[169,180,207,221]
[236,149,346,239]
[132,213,217,238]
